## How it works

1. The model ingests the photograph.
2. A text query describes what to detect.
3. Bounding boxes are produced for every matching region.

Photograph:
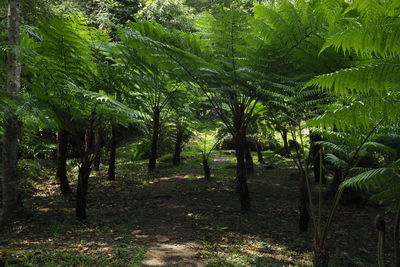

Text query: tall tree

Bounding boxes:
[119,10,260,210]
[2,0,23,221]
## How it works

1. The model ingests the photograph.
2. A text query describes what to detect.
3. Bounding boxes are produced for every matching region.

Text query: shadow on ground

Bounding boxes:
[0,153,388,266]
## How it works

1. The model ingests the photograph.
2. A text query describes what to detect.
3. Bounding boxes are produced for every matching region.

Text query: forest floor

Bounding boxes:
[0,150,393,266]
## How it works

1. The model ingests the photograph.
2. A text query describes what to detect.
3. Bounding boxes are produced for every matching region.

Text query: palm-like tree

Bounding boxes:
[309,0,400,265]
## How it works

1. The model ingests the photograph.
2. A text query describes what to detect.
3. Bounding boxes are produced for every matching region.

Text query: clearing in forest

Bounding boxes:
[0,151,387,266]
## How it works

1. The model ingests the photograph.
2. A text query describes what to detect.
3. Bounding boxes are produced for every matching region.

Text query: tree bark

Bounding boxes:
[148,108,160,172]
[93,128,101,171]
[282,129,290,157]
[76,130,94,221]
[56,130,71,196]
[299,171,310,233]
[203,156,211,180]
[375,215,385,267]
[233,110,251,211]
[256,141,264,164]
[245,139,254,174]
[172,129,183,165]
[329,167,342,196]
[312,238,329,267]
[310,133,325,183]
[395,201,400,267]
[2,0,23,221]
[108,126,116,181]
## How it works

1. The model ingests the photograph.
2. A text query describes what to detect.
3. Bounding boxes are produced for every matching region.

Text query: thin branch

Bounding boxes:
[321,118,384,242]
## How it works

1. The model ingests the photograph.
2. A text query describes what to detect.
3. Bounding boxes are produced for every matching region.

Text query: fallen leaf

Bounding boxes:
[134,235,149,239]
[155,235,170,242]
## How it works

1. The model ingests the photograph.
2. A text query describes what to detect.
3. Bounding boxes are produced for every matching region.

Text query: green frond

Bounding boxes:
[325,153,347,169]
[308,97,400,130]
[361,141,396,155]
[316,140,350,161]
[314,0,346,30]
[340,167,395,190]
[320,22,400,57]
[369,188,400,210]
[307,63,400,96]
[65,82,144,129]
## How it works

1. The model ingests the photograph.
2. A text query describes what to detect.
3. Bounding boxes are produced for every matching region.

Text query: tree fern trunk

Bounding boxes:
[256,141,264,164]
[148,108,160,172]
[312,247,329,267]
[234,125,251,211]
[203,156,211,180]
[173,129,183,165]
[76,130,94,221]
[311,133,325,184]
[56,130,71,196]
[329,167,342,196]
[282,129,290,157]
[394,201,400,267]
[375,215,385,267]
[299,171,309,233]
[108,126,116,181]
[245,139,254,174]
[2,0,23,221]
[93,128,101,171]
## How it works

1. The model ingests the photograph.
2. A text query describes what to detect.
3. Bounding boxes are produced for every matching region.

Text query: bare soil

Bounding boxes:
[0,153,392,266]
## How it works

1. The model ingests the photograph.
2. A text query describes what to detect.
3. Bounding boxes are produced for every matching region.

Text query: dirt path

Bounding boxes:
[137,174,204,266]
[1,155,389,266]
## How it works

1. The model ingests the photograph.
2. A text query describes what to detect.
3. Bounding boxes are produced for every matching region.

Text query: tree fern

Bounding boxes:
[340,167,395,190]
[310,0,400,99]
[308,96,400,130]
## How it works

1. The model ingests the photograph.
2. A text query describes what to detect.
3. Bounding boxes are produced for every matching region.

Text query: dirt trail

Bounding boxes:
[137,174,204,266]
[2,155,387,266]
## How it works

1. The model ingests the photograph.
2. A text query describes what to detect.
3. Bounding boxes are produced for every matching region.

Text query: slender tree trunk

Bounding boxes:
[299,170,310,233]
[329,167,342,196]
[234,111,251,210]
[313,237,329,267]
[0,140,2,207]
[148,108,160,172]
[203,156,211,180]
[2,0,23,221]
[311,134,325,183]
[76,130,94,221]
[245,139,254,174]
[256,141,264,164]
[93,128,101,171]
[282,129,290,157]
[108,126,116,181]
[56,130,71,196]
[395,201,400,267]
[172,129,183,165]
[375,215,385,267]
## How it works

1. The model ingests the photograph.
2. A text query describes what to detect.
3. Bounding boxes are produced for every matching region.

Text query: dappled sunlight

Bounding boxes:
[2,152,387,266]
[143,242,200,266]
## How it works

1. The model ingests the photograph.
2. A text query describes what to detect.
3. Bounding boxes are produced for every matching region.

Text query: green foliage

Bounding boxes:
[308,0,400,129]
[3,0,400,264]
[22,13,139,133]
[2,245,146,266]
[137,0,195,31]
[340,159,400,210]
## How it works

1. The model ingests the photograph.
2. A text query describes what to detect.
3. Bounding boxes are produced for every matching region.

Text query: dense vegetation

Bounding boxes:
[1,0,400,266]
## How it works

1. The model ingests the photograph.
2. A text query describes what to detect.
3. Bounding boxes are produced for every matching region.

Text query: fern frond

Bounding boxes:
[340,167,395,190]
[325,153,347,168]
[307,62,400,96]
[361,141,396,155]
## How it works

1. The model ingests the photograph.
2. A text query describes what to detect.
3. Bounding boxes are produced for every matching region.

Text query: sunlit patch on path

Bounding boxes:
[143,242,202,266]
